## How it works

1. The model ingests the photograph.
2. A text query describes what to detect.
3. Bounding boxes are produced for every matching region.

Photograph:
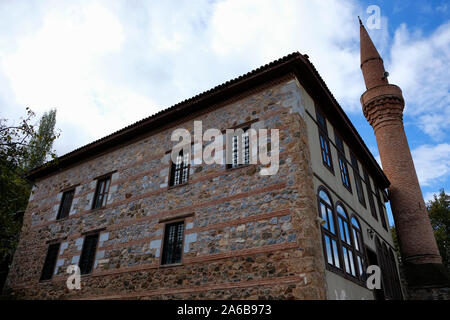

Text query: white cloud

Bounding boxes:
[0,0,448,167]
[0,0,371,156]
[411,143,450,186]
[388,22,450,141]
[0,1,159,155]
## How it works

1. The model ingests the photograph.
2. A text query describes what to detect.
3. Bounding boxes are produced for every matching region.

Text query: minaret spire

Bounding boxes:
[359,21,388,89]
[359,20,449,292]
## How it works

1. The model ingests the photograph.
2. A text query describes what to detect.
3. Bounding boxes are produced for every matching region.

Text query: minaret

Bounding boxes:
[359,18,449,288]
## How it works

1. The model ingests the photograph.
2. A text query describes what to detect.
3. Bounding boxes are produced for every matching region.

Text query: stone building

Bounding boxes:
[5,25,410,300]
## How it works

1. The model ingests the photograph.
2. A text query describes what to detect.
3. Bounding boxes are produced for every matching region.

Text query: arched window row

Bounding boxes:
[375,237,403,300]
[317,187,367,282]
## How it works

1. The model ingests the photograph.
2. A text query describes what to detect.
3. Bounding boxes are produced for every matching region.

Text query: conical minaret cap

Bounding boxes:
[360,20,382,66]
[359,18,388,89]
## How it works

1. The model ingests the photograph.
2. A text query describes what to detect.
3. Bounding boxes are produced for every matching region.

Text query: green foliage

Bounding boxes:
[0,108,59,274]
[24,109,58,170]
[427,189,450,270]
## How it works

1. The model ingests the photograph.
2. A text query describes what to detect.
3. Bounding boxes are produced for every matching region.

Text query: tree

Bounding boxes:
[427,189,450,270]
[0,107,59,290]
[24,109,57,170]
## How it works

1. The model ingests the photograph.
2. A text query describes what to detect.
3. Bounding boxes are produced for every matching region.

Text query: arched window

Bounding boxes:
[318,188,340,269]
[351,216,366,280]
[336,204,356,276]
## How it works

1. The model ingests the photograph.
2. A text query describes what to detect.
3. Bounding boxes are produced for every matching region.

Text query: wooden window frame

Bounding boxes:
[160,219,186,266]
[376,190,388,230]
[168,149,190,188]
[350,153,366,208]
[335,133,352,192]
[381,242,394,299]
[318,187,367,287]
[56,188,75,220]
[375,237,403,300]
[336,203,357,278]
[79,232,99,275]
[226,126,251,170]
[388,248,403,299]
[350,215,367,281]
[92,175,111,210]
[317,187,341,271]
[39,242,60,282]
[363,169,378,221]
[316,109,334,173]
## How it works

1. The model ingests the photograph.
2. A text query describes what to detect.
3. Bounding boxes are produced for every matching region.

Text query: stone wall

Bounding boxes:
[5,76,327,299]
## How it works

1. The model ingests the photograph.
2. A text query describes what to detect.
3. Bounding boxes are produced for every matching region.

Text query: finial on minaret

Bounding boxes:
[359,18,386,89]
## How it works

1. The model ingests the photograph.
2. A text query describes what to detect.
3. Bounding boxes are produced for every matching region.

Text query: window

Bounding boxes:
[337,205,356,277]
[363,169,378,220]
[79,233,99,275]
[351,217,366,280]
[350,153,366,207]
[375,238,387,296]
[161,221,185,265]
[375,238,403,300]
[56,189,75,220]
[318,189,340,269]
[382,243,395,299]
[388,249,403,299]
[227,127,250,169]
[376,190,388,230]
[316,110,333,171]
[92,176,111,209]
[40,243,60,281]
[318,187,369,285]
[335,134,351,191]
[169,149,190,187]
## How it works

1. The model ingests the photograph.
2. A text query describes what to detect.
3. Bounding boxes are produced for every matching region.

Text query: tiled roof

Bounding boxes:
[27,52,389,188]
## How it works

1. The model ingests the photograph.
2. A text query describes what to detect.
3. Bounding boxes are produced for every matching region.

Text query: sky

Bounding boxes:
[0,0,448,225]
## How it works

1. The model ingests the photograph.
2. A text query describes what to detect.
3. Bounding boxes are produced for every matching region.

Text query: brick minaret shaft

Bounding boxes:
[359,21,444,278]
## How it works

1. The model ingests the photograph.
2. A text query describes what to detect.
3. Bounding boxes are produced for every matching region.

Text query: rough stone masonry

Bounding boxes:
[5,72,328,299]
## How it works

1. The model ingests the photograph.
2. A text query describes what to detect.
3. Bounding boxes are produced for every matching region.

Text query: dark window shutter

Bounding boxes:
[57,189,75,220]
[79,234,99,274]
[316,110,333,171]
[335,135,344,152]
[40,243,60,281]
[92,177,111,209]
[363,170,378,220]
[377,191,388,230]
[316,110,327,133]
[351,154,366,207]
[161,222,185,265]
